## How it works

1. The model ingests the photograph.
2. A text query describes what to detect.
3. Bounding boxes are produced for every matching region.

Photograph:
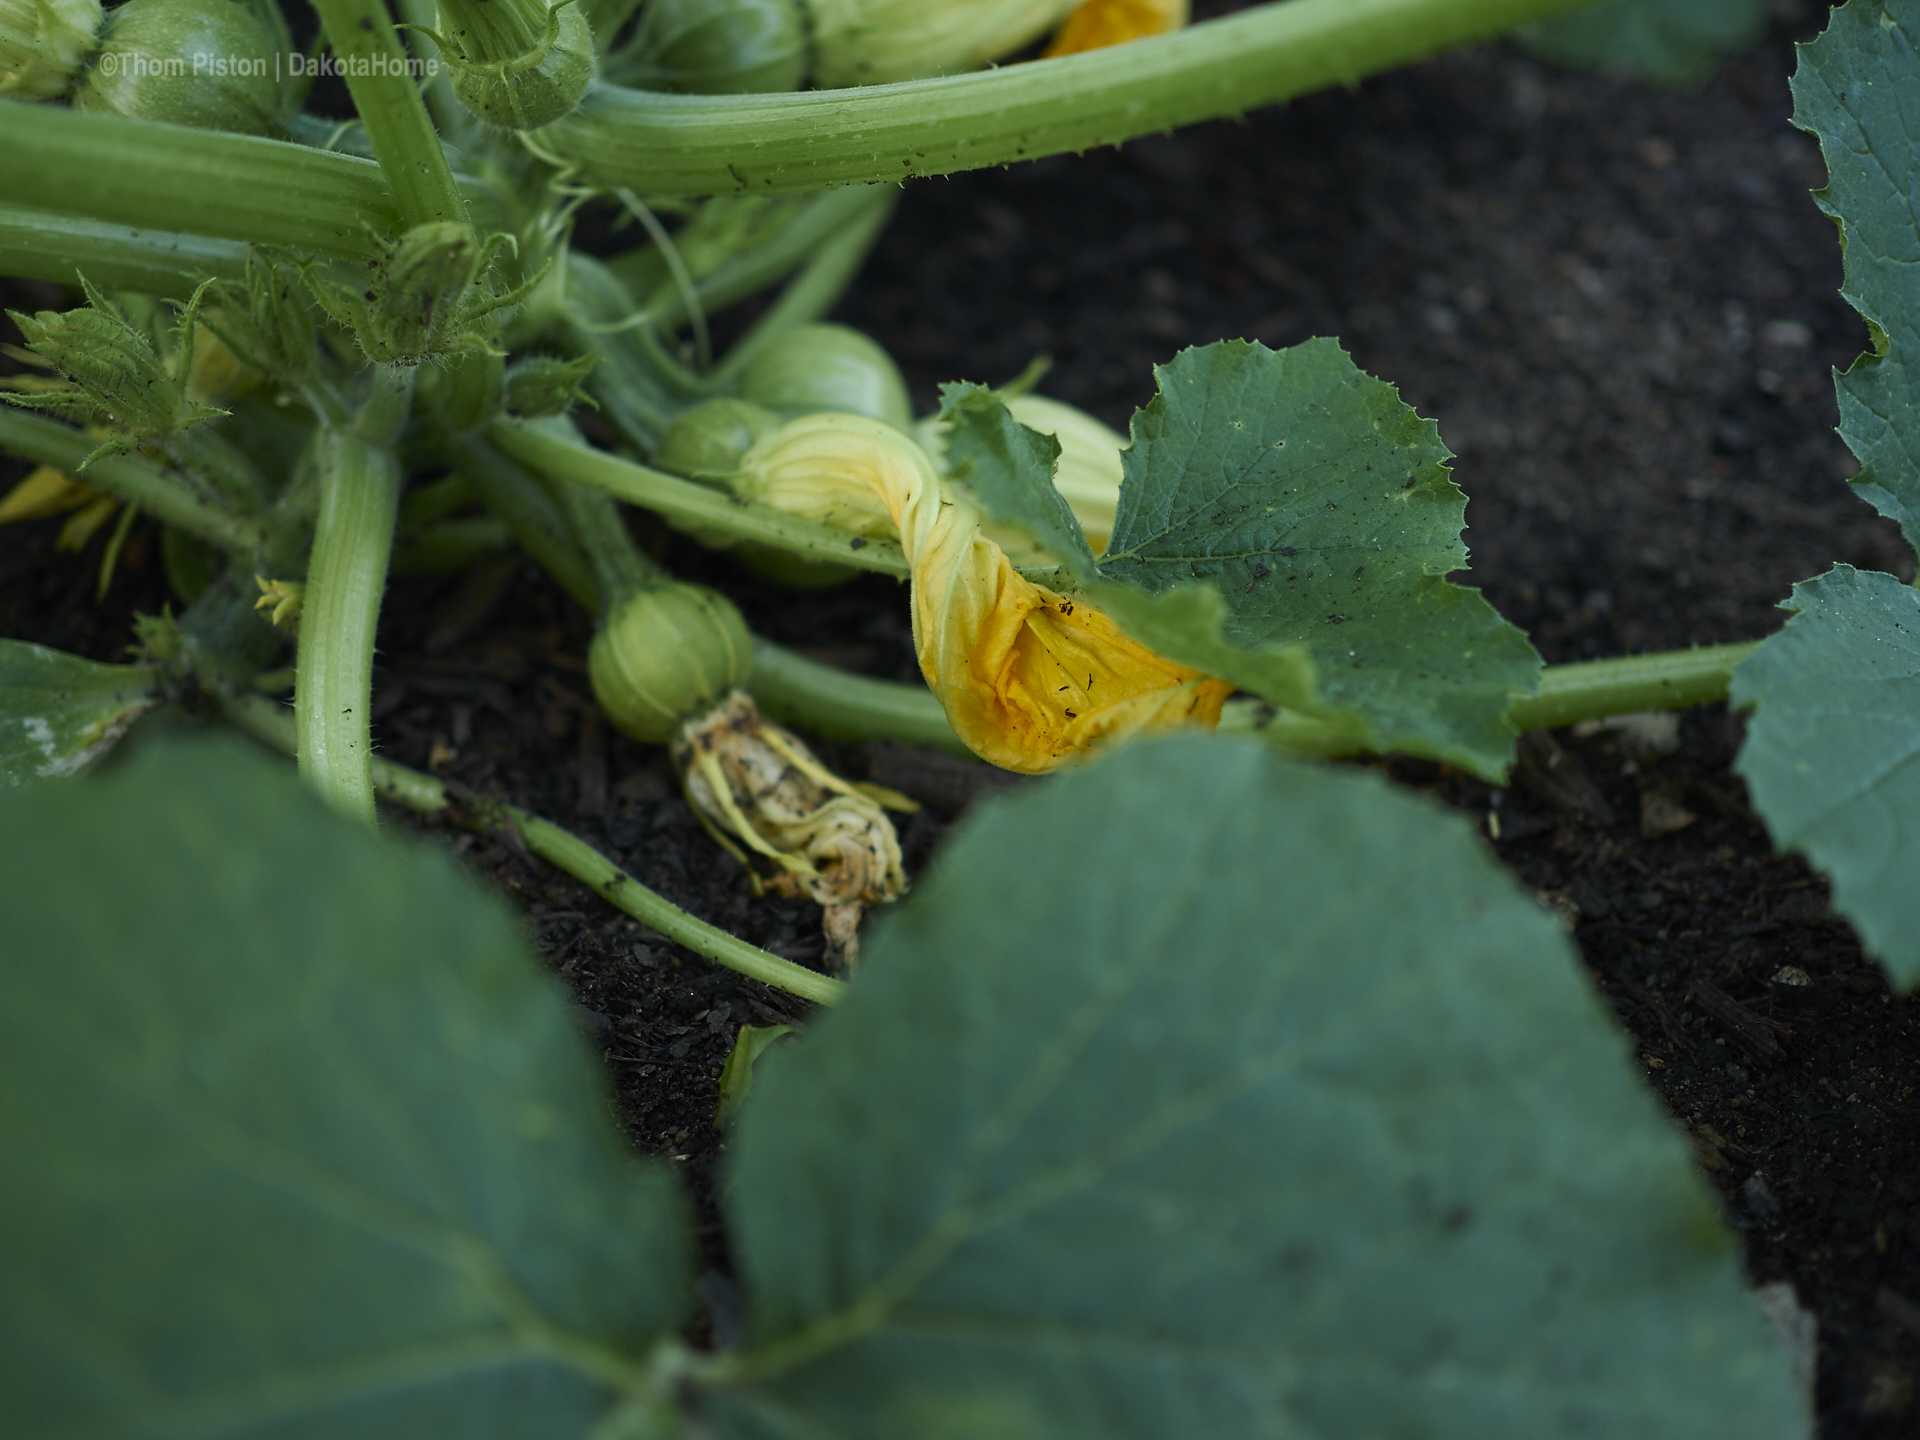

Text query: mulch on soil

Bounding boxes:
[4,2,1916,1431]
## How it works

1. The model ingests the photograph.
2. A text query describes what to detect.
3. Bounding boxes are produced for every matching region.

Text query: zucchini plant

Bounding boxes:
[0,0,1893,1433]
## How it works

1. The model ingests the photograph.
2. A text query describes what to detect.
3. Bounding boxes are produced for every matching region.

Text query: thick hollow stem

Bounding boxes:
[0,410,264,556]
[539,0,1596,195]
[0,106,505,258]
[0,206,249,296]
[310,0,472,230]
[217,687,847,1006]
[296,428,402,824]
[489,416,914,578]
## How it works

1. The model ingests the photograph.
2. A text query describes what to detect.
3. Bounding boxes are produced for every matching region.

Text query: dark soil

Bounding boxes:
[4,2,1917,1431]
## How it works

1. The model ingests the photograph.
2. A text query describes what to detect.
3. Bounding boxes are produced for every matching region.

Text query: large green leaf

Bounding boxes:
[1095,339,1539,779]
[0,735,692,1439]
[1792,0,1920,557]
[1733,565,1920,988]
[1516,0,1768,90]
[0,637,160,785]
[706,735,1805,1440]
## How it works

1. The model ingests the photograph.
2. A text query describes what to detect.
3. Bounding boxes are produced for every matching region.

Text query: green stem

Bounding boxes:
[310,0,472,231]
[216,687,848,1006]
[0,410,263,556]
[537,0,1595,195]
[0,206,249,296]
[0,105,505,258]
[749,639,968,756]
[644,187,897,339]
[295,427,402,823]
[1505,643,1759,733]
[556,477,666,616]
[489,416,914,579]
[447,432,601,609]
[705,189,900,390]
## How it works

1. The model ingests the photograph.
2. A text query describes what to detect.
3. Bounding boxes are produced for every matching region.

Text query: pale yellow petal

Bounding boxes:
[0,466,98,525]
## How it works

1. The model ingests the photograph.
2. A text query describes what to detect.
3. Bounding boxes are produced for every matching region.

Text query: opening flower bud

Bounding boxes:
[589,581,754,743]
[0,0,101,100]
[737,322,913,430]
[615,0,807,94]
[433,0,596,129]
[71,0,283,135]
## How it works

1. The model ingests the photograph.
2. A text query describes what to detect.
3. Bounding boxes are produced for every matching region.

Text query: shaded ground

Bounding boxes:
[4,2,1917,1430]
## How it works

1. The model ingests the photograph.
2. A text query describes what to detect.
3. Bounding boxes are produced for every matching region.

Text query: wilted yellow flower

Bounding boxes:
[672,691,909,963]
[1044,0,1187,56]
[734,414,1231,774]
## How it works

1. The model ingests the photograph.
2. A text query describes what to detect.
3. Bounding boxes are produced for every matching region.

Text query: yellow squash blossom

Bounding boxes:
[734,414,1231,774]
[1045,0,1188,57]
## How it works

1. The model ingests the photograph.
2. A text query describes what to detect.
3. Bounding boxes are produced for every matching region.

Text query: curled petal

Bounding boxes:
[737,415,1230,773]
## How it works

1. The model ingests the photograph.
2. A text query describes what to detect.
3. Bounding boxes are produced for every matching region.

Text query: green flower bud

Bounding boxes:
[72,0,282,136]
[201,250,317,385]
[2,274,224,466]
[737,323,912,430]
[809,0,1078,88]
[589,581,753,742]
[502,353,598,418]
[614,0,806,94]
[656,396,784,479]
[432,0,595,129]
[0,0,101,100]
[306,224,544,368]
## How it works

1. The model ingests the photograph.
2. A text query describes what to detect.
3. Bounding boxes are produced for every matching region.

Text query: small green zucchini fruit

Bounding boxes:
[0,0,101,100]
[589,581,754,742]
[614,0,807,94]
[808,0,1079,88]
[737,323,913,431]
[71,0,282,135]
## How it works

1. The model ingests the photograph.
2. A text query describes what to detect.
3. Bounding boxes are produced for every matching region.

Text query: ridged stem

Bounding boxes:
[538,0,1597,195]
[311,0,473,230]
[295,427,402,823]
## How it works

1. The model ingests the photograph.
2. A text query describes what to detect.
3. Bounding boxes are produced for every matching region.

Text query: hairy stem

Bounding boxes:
[0,410,263,556]
[555,471,666,616]
[539,0,1595,195]
[217,687,848,1006]
[310,0,472,230]
[488,417,914,578]
[295,427,402,823]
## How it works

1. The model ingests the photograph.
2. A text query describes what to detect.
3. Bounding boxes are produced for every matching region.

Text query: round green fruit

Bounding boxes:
[589,582,754,742]
[737,323,913,431]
